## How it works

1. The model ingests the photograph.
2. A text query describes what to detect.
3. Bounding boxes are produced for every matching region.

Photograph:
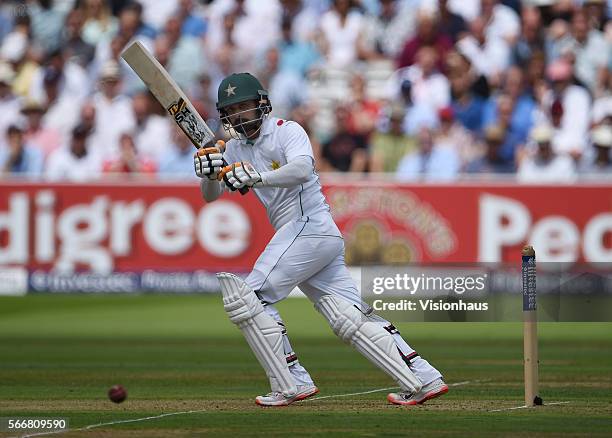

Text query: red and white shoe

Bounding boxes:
[387,379,449,406]
[255,384,319,407]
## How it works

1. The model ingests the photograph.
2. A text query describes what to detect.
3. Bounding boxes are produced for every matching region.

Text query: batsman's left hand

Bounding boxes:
[218,161,262,189]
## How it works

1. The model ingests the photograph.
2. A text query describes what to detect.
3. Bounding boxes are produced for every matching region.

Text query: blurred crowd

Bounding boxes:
[0,0,611,182]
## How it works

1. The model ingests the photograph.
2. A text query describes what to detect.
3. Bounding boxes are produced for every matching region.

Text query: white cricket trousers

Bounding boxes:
[245,212,442,387]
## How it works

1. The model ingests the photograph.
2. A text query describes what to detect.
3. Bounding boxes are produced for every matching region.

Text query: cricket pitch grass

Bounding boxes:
[1,295,610,437]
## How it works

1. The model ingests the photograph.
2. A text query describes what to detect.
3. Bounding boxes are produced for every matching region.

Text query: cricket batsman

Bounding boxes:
[194,73,448,406]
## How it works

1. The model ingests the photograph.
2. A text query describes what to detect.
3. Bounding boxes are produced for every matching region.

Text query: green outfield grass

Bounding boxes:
[0,295,611,437]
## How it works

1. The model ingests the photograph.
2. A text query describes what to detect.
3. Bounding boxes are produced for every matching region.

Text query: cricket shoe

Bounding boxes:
[255,384,319,407]
[387,378,449,406]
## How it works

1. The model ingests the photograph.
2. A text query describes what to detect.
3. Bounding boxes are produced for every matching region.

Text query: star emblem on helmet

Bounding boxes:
[225,84,236,96]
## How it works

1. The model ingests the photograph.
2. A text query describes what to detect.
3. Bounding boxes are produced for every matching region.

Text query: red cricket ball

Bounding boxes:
[108,385,127,403]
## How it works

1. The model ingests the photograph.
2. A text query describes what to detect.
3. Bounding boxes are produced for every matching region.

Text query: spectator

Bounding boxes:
[435,106,475,168]
[256,47,306,119]
[20,100,62,159]
[518,124,576,183]
[2,14,38,99]
[319,0,365,69]
[118,1,157,41]
[584,0,607,31]
[61,8,96,68]
[277,17,320,76]
[38,67,82,141]
[0,124,44,176]
[447,51,487,133]
[92,61,136,158]
[456,16,511,84]
[396,126,460,181]
[28,0,68,55]
[289,103,324,169]
[540,59,591,159]
[77,100,106,157]
[345,73,381,137]
[437,0,467,42]
[81,0,119,46]
[407,46,450,111]
[465,124,514,174]
[320,104,369,172]
[370,105,416,172]
[483,68,536,161]
[206,0,281,58]
[553,8,608,93]
[592,68,612,126]
[0,63,21,138]
[280,0,319,43]
[103,132,156,175]
[45,124,101,181]
[177,0,207,38]
[131,92,172,164]
[481,0,520,45]
[361,0,417,59]
[29,48,90,105]
[163,15,205,91]
[138,0,179,32]
[158,125,198,178]
[512,6,546,67]
[397,9,453,72]
[482,93,527,164]
[580,124,612,174]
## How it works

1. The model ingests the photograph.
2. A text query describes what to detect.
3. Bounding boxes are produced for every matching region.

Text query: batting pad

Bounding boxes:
[315,295,422,393]
[217,273,297,397]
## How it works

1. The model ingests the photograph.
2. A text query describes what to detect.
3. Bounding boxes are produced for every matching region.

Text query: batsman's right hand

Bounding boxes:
[194,140,225,180]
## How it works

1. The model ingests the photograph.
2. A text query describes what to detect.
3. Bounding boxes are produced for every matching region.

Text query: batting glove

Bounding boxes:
[218,161,262,189]
[194,140,225,180]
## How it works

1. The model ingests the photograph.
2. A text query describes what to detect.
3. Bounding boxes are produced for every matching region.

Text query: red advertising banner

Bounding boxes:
[0,180,610,277]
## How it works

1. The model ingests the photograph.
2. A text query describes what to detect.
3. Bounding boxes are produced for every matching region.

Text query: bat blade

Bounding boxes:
[121,41,248,194]
[121,41,215,148]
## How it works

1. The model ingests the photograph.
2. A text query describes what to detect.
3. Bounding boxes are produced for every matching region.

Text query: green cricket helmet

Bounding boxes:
[216,73,272,140]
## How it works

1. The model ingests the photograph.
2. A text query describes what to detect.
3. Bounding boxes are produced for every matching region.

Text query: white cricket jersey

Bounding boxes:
[223,117,336,232]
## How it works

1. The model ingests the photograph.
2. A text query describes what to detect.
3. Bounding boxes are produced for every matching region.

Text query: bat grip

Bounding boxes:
[221,158,249,195]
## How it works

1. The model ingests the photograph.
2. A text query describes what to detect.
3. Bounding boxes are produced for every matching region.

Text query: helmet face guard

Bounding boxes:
[218,95,272,140]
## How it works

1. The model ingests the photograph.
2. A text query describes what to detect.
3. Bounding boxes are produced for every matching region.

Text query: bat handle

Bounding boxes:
[208,141,249,195]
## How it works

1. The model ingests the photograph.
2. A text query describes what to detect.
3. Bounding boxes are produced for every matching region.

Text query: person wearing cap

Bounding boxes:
[196,72,447,407]
[436,105,474,166]
[0,63,21,138]
[45,123,101,181]
[20,99,62,159]
[92,60,136,158]
[465,124,514,173]
[0,124,44,176]
[370,104,416,172]
[517,124,577,183]
[581,124,612,173]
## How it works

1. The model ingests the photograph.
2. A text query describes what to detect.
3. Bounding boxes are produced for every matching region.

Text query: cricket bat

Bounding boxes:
[121,41,247,194]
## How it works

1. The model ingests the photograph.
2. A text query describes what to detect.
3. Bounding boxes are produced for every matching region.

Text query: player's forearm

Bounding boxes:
[259,156,313,188]
[200,178,224,202]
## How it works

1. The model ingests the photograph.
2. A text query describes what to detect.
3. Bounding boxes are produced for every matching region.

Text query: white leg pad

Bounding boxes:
[315,295,422,393]
[217,272,297,397]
